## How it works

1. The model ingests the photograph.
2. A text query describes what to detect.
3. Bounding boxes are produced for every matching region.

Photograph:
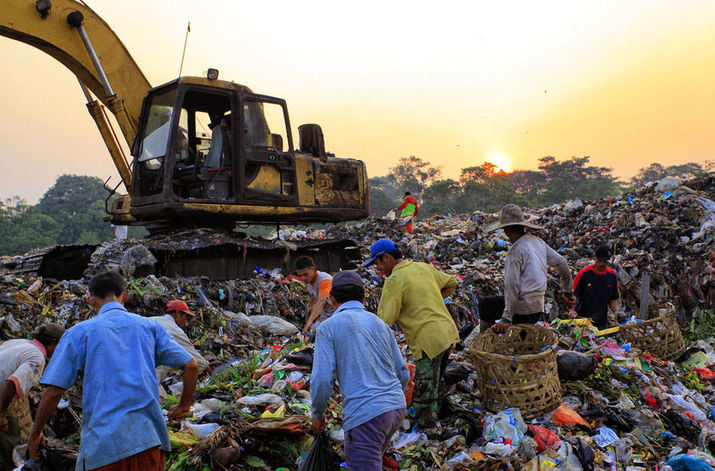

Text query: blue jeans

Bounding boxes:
[344,407,406,471]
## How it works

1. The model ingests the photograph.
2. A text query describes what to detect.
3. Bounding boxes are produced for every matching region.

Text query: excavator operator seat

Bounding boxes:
[205,122,229,169]
[298,123,327,161]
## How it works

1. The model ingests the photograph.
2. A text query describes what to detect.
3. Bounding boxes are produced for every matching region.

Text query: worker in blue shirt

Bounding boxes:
[27,271,198,470]
[311,270,409,471]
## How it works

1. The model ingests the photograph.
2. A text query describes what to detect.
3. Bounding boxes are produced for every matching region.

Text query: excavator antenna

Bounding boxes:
[178,21,190,77]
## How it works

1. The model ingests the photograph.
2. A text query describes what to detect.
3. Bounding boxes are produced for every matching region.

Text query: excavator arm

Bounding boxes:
[0,0,152,189]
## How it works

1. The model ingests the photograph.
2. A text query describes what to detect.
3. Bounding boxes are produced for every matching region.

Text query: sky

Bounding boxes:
[1,0,715,202]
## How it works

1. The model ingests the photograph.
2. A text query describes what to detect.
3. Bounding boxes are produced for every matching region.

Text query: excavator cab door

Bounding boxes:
[237,95,298,205]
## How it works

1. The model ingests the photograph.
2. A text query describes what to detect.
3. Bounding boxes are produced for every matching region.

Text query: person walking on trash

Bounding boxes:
[395,191,419,233]
[365,238,459,435]
[486,204,576,334]
[26,271,198,471]
[153,299,209,399]
[295,256,335,336]
[310,270,409,471]
[569,245,621,329]
[0,323,64,470]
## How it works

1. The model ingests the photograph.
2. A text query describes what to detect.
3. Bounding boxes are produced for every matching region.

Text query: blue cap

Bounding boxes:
[363,238,397,267]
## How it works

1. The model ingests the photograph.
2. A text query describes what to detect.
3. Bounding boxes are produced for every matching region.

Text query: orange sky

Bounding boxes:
[1,1,714,202]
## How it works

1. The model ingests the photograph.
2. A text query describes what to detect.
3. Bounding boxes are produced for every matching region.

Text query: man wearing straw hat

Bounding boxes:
[486,204,575,334]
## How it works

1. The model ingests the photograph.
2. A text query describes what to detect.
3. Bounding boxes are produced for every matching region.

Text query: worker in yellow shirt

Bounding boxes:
[364,238,459,434]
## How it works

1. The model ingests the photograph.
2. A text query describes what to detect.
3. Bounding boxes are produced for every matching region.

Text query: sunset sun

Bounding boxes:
[486,153,513,173]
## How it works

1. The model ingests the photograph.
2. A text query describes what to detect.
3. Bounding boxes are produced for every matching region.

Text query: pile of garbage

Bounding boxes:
[1,175,714,470]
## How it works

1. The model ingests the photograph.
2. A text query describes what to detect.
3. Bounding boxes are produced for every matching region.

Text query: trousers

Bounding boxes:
[344,408,405,471]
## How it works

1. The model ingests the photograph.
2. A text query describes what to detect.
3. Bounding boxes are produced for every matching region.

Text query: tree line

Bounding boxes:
[369,156,713,216]
[0,160,711,256]
[0,175,144,256]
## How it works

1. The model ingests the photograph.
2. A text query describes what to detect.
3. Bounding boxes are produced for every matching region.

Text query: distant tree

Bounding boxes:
[421,179,461,215]
[631,162,706,186]
[37,174,112,244]
[0,198,60,255]
[537,156,621,204]
[368,186,396,217]
[505,170,546,199]
[387,156,441,196]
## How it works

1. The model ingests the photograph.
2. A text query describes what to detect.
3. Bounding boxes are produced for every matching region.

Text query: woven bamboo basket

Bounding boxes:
[619,314,685,361]
[470,324,561,419]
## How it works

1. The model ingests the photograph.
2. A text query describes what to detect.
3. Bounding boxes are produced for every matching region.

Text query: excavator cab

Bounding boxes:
[129,77,368,229]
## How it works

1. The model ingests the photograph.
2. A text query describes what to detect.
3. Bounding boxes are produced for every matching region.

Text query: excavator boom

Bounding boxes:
[0,0,150,139]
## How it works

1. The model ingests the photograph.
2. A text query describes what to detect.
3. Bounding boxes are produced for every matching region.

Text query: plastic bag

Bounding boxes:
[404,363,416,406]
[557,351,598,381]
[298,434,342,471]
[527,425,561,453]
[551,405,591,428]
[593,426,619,448]
[666,454,713,471]
[483,408,527,444]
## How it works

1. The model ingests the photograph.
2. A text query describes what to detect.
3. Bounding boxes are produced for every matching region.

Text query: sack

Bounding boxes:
[398,215,413,226]
[557,351,598,381]
[299,434,341,471]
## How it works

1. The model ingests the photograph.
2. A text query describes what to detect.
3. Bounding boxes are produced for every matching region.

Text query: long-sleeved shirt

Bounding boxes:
[311,301,408,431]
[152,314,209,374]
[42,302,193,470]
[377,260,459,360]
[502,233,573,322]
[0,339,46,399]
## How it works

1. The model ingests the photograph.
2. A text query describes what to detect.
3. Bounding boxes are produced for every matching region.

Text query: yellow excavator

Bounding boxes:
[1,0,369,278]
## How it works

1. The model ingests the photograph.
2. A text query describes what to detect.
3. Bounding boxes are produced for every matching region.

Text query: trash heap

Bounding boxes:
[1,175,715,470]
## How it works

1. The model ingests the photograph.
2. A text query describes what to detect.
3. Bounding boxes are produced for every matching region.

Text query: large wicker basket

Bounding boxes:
[619,314,685,361]
[470,324,561,419]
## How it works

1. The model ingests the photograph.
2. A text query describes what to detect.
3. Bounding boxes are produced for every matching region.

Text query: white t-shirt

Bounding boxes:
[111,224,128,240]
[0,339,46,398]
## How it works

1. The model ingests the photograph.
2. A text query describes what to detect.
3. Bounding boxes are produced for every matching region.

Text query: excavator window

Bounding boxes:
[242,99,297,201]
[171,90,234,201]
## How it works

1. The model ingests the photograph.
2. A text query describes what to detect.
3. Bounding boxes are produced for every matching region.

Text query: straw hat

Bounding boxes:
[485,204,543,232]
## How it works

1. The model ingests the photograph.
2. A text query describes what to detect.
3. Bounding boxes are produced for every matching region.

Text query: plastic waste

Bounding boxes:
[444,451,473,470]
[551,405,591,428]
[666,394,707,421]
[236,393,285,407]
[666,454,713,471]
[528,425,561,453]
[392,432,428,450]
[260,404,285,419]
[482,408,527,445]
[248,315,299,336]
[298,434,342,471]
[593,426,619,448]
[181,421,220,439]
[404,362,416,406]
[613,438,633,465]
[483,442,515,457]
[557,351,598,380]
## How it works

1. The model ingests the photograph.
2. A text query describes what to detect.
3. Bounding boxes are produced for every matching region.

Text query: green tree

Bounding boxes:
[387,156,441,197]
[421,179,461,215]
[631,162,706,186]
[0,198,60,255]
[537,156,621,205]
[37,174,112,244]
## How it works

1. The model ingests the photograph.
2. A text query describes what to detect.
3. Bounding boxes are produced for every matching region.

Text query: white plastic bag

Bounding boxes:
[482,408,527,445]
